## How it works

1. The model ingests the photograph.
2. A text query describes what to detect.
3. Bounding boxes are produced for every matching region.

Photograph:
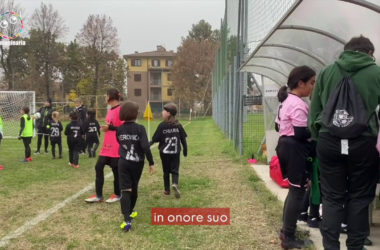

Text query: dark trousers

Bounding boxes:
[51,138,62,158]
[95,156,120,198]
[118,159,144,222]
[37,128,49,152]
[160,153,180,191]
[22,137,32,158]
[87,140,99,158]
[282,186,306,236]
[301,187,320,218]
[317,133,379,250]
[68,141,79,165]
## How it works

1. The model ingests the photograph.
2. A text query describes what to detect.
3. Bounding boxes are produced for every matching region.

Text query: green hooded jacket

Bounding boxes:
[309,50,380,139]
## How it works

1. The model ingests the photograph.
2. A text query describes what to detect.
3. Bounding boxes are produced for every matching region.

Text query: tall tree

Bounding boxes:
[29,2,66,98]
[187,19,219,41]
[172,20,219,113]
[76,14,119,97]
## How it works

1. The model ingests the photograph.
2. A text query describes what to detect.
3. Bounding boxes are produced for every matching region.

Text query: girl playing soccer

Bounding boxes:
[85,88,124,203]
[151,103,187,198]
[117,101,155,232]
[18,107,33,162]
[64,112,83,168]
[83,110,100,158]
[50,111,63,159]
[276,66,315,249]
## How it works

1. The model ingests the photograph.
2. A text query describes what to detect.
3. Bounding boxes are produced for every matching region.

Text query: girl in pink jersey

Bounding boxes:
[85,89,124,203]
[276,66,316,249]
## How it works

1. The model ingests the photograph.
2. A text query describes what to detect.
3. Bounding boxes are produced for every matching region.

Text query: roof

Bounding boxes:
[240,0,380,86]
[124,50,176,58]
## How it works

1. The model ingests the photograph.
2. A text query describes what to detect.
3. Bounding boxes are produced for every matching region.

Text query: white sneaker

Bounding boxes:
[105,194,121,203]
[172,184,181,198]
[85,195,103,203]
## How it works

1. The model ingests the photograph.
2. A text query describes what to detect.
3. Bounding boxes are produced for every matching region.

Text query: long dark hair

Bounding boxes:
[277,66,316,102]
[22,106,31,120]
[107,88,121,102]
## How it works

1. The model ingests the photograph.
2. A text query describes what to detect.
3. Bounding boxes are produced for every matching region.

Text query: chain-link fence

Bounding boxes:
[212,0,294,161]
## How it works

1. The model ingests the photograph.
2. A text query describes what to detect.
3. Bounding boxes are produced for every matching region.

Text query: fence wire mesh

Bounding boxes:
[212,0,294,160]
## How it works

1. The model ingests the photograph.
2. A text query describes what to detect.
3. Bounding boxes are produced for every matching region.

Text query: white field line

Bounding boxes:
[0,121,192,247]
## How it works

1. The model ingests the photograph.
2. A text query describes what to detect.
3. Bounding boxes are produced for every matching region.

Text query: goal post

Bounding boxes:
[0,91,35,138]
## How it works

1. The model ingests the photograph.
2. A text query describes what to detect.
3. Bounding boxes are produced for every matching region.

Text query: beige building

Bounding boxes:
[124,46,176,114]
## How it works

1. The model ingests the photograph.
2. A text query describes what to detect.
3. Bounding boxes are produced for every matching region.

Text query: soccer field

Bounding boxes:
[0,118,285,249]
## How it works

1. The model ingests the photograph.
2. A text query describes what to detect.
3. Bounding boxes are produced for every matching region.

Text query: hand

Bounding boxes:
[18,136,21,140]
[306,180,312,189]
[149,165,155,174]
[100,125,109,132]
[183,151,187,157]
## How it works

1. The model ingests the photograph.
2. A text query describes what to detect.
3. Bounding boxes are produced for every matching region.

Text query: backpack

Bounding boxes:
[322,64,372,139]
[269,156,289,188]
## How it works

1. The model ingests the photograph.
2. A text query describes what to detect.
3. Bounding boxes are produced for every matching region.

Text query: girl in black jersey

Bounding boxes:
[151,103,187,198]
[64,112,84,168]
[49,111,63,159]
[117,101,155,232]
[83,110,100,158]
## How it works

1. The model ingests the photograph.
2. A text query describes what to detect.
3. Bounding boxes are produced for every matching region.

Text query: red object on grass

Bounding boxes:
[248,158,257,164]
[269,156,289,188]
[0,165,3,170]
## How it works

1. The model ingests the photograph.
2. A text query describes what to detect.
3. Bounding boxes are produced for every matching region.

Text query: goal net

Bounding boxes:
[0,91,35,138]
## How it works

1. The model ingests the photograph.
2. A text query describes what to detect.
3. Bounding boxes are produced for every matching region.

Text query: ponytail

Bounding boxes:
[277,86,288,103]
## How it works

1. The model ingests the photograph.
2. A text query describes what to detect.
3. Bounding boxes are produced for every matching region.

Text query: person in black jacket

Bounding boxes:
[151,103,187,198]
[74,98,88,154]
[49,111,63,159]
[65,111,84,168]
[83,110,100,158]
[117,101,155,232]
[35,98,54,154]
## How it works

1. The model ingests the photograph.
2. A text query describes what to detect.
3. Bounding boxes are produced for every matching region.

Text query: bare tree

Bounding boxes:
[76,14,119,96]
[30,2,66,98]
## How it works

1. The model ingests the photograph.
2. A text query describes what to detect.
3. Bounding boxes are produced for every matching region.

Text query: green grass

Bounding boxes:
[243,113,265,160]
[0,118,287,249]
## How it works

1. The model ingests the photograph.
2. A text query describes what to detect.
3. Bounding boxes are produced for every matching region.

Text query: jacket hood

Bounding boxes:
[336,50,376,72]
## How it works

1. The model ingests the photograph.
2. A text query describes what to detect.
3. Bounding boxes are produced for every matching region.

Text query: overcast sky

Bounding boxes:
[17,0,225,55]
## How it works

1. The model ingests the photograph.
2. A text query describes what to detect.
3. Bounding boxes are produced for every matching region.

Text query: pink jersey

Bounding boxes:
[100,105,123,158]
[277,93,309,137]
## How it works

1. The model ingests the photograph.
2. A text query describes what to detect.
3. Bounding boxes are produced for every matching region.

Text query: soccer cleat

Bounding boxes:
[307,217,320,228]
[72,165,79,169]
[364,237,372,246]
[120,221,131,232]
[172,184,181,198]
[27,157,32,162]
[106,194,121,203]
[85,195,103,203]
[298,212,308,222]
[130,211,138,219]
[20,158,28,163]
[164,190,170,195]
[34,151,40,155]
[280,230,313,249]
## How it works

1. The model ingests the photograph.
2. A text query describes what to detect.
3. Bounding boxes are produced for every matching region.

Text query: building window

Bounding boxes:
[151,72,161,85]
[134,74,141,82]
[152,59,160,67]
[167,73,172,81]
[151,88,161,101]
[134,89,142,96]
[166,59,173,67]
[167,88,173,96]
[131,59,141,66]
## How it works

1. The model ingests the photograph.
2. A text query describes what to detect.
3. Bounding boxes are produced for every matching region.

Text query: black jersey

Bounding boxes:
[83,119,100,140]
[116,122,154,165]
[50,121,63,139]
[64,120,83,142]
[151,122,187,156]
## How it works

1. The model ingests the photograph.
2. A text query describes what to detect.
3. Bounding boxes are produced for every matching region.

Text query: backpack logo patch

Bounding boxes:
[332,109,354,128]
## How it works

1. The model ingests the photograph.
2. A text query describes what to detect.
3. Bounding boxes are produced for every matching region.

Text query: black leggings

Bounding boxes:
[282,186,306,237]
[160,153,180,191]
[95,156,120,198]
[87,141,99,158]
[118,159,144,222]
[51,139,62,157]
[37,128,49,152]
[68,141,79,165]
[22,137,32,158]
[300,187,320,218]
